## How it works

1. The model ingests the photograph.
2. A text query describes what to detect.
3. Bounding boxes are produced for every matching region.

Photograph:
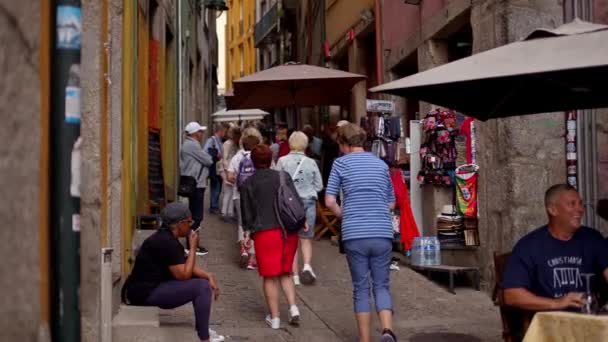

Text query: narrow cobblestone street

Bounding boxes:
[114,199,502,342]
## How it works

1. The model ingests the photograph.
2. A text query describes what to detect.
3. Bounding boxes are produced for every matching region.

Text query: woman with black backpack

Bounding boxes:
[240,144,307,330]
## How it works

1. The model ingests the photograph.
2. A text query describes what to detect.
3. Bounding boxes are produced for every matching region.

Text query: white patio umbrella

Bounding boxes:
[211,108,269,123]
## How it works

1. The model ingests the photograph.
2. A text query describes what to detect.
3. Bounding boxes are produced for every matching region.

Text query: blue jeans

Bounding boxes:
[344,238,393,313]
[209,175,222,211]
[299,198,317,239]
[144,279,212,340]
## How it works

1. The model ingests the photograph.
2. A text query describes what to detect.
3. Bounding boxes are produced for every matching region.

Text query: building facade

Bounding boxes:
[225,0,255,91]
[380,0,608,289]
[325,0,381,124]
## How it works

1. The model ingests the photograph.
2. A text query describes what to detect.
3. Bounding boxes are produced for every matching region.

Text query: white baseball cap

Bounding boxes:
[184,122,207,134]
[337,120,350,127]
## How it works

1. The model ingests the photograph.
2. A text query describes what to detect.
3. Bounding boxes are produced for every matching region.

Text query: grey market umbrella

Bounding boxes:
[227,62,366,110]
[370,19,608,120]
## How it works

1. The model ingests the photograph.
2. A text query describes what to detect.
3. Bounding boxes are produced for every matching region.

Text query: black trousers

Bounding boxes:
[186,187,205,249]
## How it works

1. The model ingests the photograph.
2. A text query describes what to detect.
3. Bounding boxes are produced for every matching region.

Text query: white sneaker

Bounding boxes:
[293,275,301,286]
[301,264,317,285]
[209,329,225,342]
[288,305,300,325]
[265,315,280,329]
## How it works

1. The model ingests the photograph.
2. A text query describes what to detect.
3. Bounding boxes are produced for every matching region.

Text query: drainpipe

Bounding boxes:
[50,0,82,341]
[374,0,384,86]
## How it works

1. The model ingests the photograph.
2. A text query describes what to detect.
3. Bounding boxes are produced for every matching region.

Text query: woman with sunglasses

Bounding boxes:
[122,202,224,342]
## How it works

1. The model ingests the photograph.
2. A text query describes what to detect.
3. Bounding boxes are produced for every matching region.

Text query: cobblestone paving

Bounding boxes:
[115,201,502,342]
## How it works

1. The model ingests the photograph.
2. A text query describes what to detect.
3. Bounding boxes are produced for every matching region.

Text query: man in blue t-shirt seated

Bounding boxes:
[502,184,608,311]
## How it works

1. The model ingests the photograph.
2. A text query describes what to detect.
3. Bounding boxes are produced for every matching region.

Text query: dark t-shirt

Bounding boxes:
[124,228,186,305]
[502,226,608,299]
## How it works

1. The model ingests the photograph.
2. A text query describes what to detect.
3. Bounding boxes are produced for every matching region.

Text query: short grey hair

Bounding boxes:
[289,131,309,152]
[545,184,578,208]
[240,127,263,148]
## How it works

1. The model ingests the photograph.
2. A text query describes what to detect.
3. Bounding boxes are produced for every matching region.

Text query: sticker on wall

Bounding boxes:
[72,214,81,232]
[65,64,81,123]
[57,6,81,49]
[567,176,577,188]
[70,136,82,198]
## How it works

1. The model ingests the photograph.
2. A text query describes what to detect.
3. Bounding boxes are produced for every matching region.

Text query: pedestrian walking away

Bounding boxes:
[205,123,229,215]
[276,131,323,286]
[325,123,398,342]
[180,122,213,256]
[121,202,224,342]
[219,126,241,221]
[240,144,305,329]
[228,127,263,268]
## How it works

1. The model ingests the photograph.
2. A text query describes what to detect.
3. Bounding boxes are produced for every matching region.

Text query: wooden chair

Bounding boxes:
[314,202,340,240]
[493,252,535,342]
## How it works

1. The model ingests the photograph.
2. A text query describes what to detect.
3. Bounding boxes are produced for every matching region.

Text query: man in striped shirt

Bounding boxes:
[325,123,397,342]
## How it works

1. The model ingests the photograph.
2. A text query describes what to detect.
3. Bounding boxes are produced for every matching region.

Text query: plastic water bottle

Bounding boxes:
[411,237,422,266]
[432,237,441,265]
[424,237,435,265]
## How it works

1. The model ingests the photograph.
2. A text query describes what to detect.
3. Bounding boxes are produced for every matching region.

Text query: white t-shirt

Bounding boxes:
[228,149,250,200]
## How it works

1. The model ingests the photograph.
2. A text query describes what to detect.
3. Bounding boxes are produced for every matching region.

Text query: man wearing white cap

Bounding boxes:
[180,122,213,256]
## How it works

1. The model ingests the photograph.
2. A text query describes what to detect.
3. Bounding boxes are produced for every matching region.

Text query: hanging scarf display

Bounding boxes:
[455,164,479,217]
[390,168,420,250]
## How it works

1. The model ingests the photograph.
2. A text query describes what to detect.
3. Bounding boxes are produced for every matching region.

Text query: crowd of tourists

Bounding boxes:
[120,118,399,342]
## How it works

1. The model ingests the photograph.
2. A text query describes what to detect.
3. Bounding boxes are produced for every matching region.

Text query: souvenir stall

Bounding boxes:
[418,108,480,247]
[360,100,420,254]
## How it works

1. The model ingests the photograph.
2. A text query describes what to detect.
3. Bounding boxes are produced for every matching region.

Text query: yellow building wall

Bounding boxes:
[136,7,149,214]
[326,0,374,48]
[226,0,256,91]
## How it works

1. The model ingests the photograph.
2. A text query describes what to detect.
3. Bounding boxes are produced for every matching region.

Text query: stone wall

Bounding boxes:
[0,0,44,340]
[471,0,564,289]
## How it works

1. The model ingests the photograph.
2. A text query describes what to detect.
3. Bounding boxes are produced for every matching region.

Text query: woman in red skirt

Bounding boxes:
[239,144,305,330]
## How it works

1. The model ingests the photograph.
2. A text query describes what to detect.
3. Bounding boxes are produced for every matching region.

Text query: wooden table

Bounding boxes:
[523,311,608,342]
[409,264,480,294]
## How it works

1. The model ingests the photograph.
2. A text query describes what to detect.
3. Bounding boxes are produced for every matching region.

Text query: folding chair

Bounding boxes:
[314,202,340,240]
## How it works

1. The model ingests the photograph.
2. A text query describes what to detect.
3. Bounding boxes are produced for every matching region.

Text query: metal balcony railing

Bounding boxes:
[254,2,278,46]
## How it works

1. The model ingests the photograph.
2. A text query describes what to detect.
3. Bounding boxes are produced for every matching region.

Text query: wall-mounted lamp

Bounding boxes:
[403,0,422,5]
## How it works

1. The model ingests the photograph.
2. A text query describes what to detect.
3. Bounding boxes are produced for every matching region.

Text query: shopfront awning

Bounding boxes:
[370,19,608,121]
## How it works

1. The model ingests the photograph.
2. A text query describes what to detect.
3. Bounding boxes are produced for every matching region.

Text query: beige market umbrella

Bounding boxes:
[227,62,366,109]
[370,19,608,120]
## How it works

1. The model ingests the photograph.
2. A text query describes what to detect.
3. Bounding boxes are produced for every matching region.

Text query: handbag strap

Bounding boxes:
[290,157,306,181]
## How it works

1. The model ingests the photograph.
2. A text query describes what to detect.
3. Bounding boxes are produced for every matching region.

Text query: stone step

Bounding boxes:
[113,305,159,327]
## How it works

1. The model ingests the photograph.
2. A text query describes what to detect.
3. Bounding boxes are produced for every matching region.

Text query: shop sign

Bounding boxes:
[366,99,394,113]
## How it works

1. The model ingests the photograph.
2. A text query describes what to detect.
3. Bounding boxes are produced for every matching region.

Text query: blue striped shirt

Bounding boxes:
[326,152,395,241]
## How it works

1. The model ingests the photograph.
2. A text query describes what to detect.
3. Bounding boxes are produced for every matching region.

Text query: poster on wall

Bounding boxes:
[56,6,82,50]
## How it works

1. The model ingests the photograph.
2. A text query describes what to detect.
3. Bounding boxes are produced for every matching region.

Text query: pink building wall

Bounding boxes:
[382,0,446,53]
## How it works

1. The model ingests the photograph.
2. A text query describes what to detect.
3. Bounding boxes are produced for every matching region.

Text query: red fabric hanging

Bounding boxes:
[390,169,420,250]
